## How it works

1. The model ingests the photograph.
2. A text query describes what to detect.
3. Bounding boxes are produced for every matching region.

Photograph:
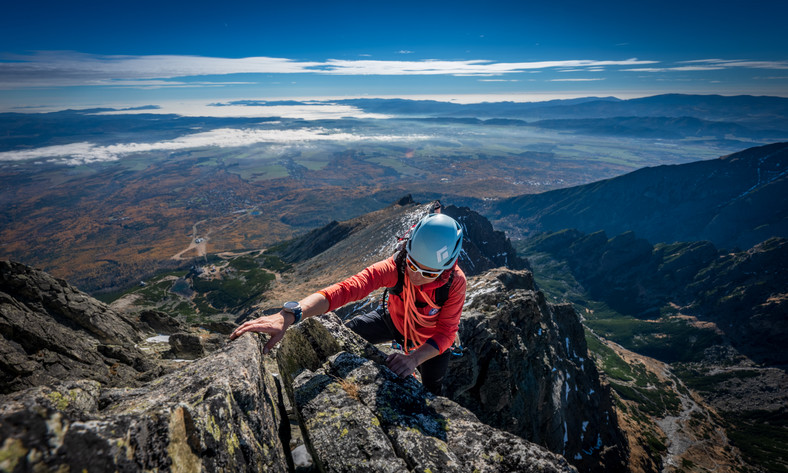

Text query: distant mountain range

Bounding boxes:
[340,94,788,130]
[491,142,788,250]
[5,94,784,153]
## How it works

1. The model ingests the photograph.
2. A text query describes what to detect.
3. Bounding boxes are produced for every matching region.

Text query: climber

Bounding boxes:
[230,212,467,395]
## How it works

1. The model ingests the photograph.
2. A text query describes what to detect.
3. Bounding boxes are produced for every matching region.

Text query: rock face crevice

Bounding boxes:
[277,312,578,473]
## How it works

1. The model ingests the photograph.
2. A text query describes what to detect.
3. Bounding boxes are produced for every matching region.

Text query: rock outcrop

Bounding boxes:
[276,312,578,472]
[0,260,153,394]
[445,268,629,473]
[1,307,580,473]
[0,334,291,472]
[442,204,530,275]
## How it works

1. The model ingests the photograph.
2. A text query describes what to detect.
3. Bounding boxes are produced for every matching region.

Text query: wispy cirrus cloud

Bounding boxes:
[550,78,606,82]
[315,58,653,76]
[624,58,788,72]
[0,51,657,88]
[0,51,319,88]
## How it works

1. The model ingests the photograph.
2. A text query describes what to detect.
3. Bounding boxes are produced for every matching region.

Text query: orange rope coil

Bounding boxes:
[400,275,441,352]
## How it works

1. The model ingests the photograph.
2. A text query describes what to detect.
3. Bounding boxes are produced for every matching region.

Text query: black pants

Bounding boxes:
[345,309,451,395]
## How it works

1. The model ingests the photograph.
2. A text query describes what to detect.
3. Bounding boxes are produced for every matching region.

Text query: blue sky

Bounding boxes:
[1,0,787,112]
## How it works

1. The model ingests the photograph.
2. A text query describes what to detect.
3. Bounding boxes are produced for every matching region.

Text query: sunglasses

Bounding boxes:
[406,254,443,279]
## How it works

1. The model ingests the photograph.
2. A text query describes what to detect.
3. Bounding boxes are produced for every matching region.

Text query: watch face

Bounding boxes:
[283,301,299,311]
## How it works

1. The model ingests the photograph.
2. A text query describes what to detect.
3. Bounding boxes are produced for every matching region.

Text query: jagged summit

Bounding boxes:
[271,195,526,284]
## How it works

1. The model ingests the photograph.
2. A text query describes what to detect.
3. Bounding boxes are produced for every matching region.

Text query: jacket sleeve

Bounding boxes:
[318,258,399,312]
[426,270,467,353]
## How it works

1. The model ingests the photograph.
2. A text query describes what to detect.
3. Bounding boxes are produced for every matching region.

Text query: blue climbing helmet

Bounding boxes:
[405,213,463,271]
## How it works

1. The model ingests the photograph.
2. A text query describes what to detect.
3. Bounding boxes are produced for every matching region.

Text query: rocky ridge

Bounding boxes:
[276,311,577,472]
[269,199,627,472]
[0,334,290,472]
[1,198,628,472]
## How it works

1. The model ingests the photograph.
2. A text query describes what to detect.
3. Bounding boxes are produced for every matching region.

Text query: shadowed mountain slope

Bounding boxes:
[493,142,788,250]
[523,229,788,367]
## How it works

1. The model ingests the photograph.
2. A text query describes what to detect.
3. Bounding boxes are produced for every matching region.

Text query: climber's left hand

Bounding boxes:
[385,352,420,378]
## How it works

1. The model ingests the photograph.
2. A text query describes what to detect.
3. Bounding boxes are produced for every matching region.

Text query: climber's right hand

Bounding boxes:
[229,311,295,354]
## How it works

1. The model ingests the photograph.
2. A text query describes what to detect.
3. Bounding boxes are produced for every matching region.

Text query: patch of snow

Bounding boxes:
[146,334,170,343]
[292,444,313,468]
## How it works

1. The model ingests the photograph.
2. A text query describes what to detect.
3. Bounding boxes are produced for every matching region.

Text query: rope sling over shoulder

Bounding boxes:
[382,206,464,354]
[382,249,456,352]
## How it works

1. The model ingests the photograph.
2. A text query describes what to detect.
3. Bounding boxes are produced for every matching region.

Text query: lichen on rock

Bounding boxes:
[0,335,291,472]
[277,313,577,473]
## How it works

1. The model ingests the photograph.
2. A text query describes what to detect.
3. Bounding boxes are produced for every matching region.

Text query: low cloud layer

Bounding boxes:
[0,127,432,166]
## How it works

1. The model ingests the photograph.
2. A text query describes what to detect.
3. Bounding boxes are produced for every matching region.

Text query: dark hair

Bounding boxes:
[394,246,408,273]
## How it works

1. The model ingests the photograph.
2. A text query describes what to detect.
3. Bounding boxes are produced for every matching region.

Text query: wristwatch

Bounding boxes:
[282,301,303,324]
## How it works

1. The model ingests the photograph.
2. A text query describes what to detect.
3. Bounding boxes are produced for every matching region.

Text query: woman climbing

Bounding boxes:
[230,212,466,395]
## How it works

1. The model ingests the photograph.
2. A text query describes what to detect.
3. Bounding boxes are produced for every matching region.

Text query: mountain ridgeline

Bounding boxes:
[339,94,788,126]
[492,142,788,250]
[0,199,627,472]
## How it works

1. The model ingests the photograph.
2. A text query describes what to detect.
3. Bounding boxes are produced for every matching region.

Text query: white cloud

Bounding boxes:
[97,102,391,119]
[0,127,433,165]
[624,59,788,73]
[550,78,606,82]
[0,51,658,88]
[0,51,321,89]
[624,66,725,72]
[315,58,653,76]
[92,80,258,89]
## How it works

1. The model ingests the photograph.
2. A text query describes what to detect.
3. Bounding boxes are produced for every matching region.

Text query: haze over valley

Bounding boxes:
[3,95,785,292]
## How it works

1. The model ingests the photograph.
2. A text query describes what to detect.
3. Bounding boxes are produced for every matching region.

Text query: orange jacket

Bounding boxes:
[319,256,466,353]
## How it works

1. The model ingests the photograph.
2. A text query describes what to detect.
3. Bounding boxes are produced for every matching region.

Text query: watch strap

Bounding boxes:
[290,306,303,324]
